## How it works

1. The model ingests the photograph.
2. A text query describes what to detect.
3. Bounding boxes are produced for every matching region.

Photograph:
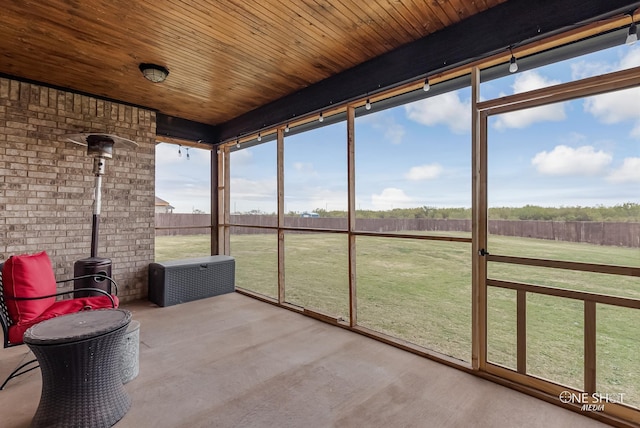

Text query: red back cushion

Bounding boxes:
[3,251,57,325]
[8,295,119,344]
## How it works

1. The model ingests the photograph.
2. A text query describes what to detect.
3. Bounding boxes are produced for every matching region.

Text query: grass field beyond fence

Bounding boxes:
[155,232,639,408]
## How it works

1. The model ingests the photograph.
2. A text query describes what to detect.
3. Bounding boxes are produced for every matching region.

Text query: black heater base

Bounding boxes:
[74,257,113,297]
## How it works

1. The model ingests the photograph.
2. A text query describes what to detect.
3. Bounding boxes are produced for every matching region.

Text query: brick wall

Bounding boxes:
[0,77,155,302]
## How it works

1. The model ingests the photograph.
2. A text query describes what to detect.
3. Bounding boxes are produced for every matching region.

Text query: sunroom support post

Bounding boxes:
[471,66,488,371]
[277,128,285,304]
[211,148,219,255]
[347,105,357,327]
[217,147,230,255]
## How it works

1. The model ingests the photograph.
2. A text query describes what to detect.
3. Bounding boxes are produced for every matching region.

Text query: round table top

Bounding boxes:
[24,309,132,345]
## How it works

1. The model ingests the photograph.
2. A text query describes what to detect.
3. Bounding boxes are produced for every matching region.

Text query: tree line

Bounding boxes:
[305,203,640,222]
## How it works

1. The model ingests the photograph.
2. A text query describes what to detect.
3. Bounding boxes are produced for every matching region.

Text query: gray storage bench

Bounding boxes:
[148,255,235,307]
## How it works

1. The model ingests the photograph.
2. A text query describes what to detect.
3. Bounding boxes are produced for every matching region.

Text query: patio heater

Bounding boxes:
[63,133,138,296]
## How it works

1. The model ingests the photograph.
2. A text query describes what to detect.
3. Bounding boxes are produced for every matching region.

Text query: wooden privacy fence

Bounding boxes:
[488,219,640,248]
[155,213,212,236]
[155,214,640,248]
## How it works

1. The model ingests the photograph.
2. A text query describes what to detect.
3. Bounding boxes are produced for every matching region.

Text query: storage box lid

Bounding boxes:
[151,255,234,268]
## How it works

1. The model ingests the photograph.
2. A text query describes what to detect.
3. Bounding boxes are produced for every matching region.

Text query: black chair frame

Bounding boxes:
[0,261,118,390]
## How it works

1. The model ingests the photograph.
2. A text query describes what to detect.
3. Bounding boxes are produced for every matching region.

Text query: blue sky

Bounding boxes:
[157,44,640,214]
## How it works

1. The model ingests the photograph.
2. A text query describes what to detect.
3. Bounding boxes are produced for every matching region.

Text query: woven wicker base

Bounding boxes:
[121,320,140,384]
[26,313,131,428]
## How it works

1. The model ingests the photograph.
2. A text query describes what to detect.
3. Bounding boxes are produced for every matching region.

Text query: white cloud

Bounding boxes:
[571,60,614,80]
[580,47,640,137]
[572,47,640,80]
[512,70,561,93]
[230,148,253,166]
[404,164,443,181]
[229,177,278,213]
[560,132,587,144]
[607,157,640,183]
[156,142,211,166]
[583,86,640,127]
[531,145,612,176]
[368,115,406,145]
[155,143,213,212]
[155,142,184,166]
[293,162,305,171]
[281,186,347,212]
[384,123,406,145]
[371,187,413,210]
[292,162,317,175]
[405,91,471,134]
[306,188,348,211]
[157,177,212,214]
[494,71,566,130]
[619,47,640,69]
[230,177,277,204]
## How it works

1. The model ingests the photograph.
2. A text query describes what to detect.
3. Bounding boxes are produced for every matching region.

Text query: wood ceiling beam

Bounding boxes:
[156,115,219,145]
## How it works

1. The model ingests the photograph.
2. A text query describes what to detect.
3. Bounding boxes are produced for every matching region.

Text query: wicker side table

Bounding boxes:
[24,309,132,428]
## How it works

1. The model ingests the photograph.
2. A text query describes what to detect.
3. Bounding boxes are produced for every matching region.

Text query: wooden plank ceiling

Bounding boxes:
[0,0,504,127]
[1,0,638,144]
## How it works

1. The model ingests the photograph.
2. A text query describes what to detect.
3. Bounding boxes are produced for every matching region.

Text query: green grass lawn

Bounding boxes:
[155,232,640,408]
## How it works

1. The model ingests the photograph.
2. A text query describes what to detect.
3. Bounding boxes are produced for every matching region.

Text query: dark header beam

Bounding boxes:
[156,114,219,145]
[214,0,640,144]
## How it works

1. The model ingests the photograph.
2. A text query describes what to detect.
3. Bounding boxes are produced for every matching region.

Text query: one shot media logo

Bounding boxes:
[559,391,626,412]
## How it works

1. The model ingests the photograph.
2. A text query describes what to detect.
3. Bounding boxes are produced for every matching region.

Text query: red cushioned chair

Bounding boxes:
[0,251,119,389]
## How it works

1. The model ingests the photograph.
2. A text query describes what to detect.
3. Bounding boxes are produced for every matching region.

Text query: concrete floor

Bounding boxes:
[1,292,610,428]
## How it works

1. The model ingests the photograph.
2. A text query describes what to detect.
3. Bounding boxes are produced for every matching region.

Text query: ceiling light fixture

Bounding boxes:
[319,112,324,122]
[178,145,182,157]
[365,98,371,110]
[508,47,518,73]
[257,132,262,142]
[139,63,169,83]
[423,77,430,92]
[626,16,638,45]
[236,139,240,149]
[285,124,290,133]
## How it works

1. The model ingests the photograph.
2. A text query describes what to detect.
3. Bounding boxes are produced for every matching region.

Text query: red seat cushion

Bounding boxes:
[3,252,57,325]
[7,295,119,344]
